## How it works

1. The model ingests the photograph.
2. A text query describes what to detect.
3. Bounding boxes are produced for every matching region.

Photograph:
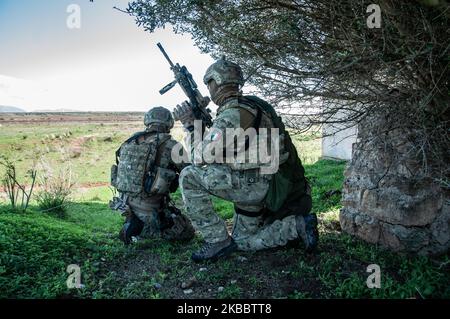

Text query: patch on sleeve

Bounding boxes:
[210,130,222,142]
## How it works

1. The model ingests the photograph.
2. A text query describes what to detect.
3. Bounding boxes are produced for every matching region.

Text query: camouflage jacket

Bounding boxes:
[187,96,289,173]
[112,130,188,198]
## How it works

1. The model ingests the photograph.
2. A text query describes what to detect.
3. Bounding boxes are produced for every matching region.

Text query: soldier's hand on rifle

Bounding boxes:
[174,101,196,132]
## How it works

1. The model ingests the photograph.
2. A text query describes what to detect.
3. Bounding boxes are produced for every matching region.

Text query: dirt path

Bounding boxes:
[0,112,144,124]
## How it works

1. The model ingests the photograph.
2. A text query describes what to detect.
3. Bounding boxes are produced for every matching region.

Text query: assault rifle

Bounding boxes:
[157,42,213,127]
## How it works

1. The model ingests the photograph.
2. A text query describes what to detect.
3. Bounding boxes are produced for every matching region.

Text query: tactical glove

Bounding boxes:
[173,101,196,132]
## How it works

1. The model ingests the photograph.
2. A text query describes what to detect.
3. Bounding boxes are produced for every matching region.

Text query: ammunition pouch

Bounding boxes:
[146,167,177,195]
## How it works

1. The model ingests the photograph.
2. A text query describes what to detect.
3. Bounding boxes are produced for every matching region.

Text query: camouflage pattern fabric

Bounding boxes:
[161,213,195,242]
[115,133,166,196]
[144,107,174,129]
[180,164,298,249]
[203,57,244,86]
[113,129,189,240]
[188,97,287,171]
[128,195,162,239]
[179,95,303,250]
[231,214,298,251]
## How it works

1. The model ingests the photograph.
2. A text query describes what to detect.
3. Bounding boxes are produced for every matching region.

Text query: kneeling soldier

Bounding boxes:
[110,106,194,244]
[175,58,319,262]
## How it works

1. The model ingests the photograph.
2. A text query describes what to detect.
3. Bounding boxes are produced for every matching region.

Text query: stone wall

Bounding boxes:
[339,115,449,255]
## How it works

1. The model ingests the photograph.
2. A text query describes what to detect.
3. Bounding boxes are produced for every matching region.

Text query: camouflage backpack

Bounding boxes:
[111,132,171,197]
[237,96,311,217]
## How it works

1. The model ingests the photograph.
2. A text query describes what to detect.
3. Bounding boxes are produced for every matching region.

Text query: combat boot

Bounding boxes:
[191,236,237,263]
[119,213,144,245]
[295,213,319,253]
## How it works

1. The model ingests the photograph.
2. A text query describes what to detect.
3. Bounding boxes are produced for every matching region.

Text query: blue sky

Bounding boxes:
[0,0,214,111]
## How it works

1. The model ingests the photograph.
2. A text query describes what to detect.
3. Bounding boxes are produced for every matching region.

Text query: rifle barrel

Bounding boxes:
[157,42,175,68]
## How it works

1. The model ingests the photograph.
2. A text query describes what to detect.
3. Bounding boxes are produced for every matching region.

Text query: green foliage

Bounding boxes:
[127,0,449,183]
[290,130,322,165]
[304,159,347,214]
[35,193,69,218]
[0,149,448,298]
[0,156,36,213]
[218,284,242,299]
[0,121,142,185]
[35,161,75,218]
[289,290,311,299]
[0,203,122,298]
[212,196,234,220]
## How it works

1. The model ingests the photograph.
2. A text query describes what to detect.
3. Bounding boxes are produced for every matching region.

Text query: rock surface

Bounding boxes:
[340,115,449,255]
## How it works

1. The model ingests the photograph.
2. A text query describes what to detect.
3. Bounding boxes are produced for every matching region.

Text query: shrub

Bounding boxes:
[35,160,75,217]
[0,155,36,213]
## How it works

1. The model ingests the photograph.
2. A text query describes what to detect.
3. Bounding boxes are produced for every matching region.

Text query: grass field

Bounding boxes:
[0,113,449,299]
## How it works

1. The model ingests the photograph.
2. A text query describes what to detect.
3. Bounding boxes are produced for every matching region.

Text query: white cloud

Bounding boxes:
[1,25,215,112]
[0,75,49,111]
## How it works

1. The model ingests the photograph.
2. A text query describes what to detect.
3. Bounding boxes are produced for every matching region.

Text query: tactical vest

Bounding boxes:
[233,96,310,215]
[111,132,171,197]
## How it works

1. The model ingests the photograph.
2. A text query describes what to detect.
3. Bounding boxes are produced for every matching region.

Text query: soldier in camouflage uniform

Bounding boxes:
[110,107,194,245]
[174,58,319,262]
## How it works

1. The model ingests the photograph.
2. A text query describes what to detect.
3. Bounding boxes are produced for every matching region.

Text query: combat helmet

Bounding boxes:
[144,106,174,129]
[203,57,244,87]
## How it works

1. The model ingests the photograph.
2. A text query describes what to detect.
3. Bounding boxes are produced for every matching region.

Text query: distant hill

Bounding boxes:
[0,105,26,112]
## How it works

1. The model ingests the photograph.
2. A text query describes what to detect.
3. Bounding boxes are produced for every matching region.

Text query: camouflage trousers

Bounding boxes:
[128,195,163,239]
[179,164,299,251]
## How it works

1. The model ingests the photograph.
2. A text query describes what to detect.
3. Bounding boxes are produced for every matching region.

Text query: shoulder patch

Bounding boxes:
[210,130,222,141]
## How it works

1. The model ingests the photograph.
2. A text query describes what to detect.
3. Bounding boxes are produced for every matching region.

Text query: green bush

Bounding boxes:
[35,161,75,218]
[0,203,122,298]
[35,190,71,217]
[0,155,36,213]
